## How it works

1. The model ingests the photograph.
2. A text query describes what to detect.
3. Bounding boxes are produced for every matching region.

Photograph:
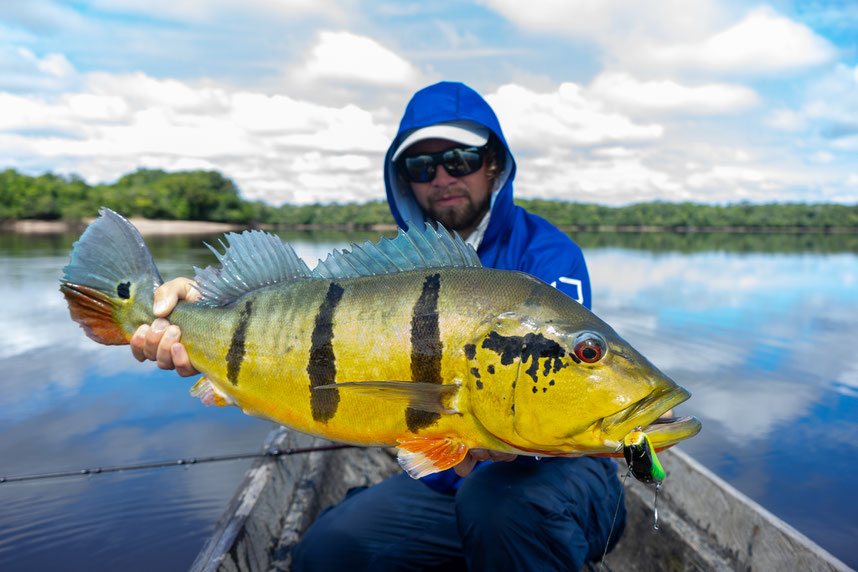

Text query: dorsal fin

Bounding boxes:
[312,221,482,279]
[192,230,311,307]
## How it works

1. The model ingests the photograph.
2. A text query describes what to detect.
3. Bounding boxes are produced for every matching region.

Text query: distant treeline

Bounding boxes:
[2,168,856,231]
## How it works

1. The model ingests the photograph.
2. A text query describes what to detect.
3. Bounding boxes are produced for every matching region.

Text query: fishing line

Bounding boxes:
[596,468,630,572]
[0,443,355,484]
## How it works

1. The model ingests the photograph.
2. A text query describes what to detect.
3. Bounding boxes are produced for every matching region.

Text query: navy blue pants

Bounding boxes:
[291,457,626,571]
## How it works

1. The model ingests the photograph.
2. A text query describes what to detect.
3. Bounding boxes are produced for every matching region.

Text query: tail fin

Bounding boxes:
[60,207,163,345]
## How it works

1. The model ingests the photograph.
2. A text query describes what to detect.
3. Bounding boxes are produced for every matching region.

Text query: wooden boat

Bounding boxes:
[190,426,853,572]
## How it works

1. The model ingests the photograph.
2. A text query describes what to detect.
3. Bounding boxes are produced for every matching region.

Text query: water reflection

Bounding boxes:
[572,230,858,253]
[586,246,858,567]
[0,229,856,570]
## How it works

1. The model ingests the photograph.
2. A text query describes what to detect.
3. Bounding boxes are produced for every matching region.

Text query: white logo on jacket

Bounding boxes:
[550,277,583,304]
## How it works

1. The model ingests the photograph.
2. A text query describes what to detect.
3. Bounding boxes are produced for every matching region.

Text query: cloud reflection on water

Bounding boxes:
[589,249,858,445]
[1,234,857,569]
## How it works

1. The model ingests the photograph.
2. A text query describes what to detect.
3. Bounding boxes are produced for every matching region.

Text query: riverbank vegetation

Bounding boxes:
[2,167,856,231]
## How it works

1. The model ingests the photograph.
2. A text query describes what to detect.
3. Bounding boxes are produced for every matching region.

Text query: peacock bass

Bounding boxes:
[61,208,701,479]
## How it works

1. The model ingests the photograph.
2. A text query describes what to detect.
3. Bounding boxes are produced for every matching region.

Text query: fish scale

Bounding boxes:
[60,208,701,479]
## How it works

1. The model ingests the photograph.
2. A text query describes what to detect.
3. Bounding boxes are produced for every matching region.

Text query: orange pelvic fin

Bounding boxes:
[396,436,468,479]
[190,377,236,407]
[60,283,129,345]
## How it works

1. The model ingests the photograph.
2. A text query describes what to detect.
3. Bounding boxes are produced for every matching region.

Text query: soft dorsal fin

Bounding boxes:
[312,221,482,279]
[192,230,311,307]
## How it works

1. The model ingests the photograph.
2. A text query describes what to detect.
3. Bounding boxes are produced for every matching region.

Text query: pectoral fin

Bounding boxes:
[314,381,460,414]
[396,436,469,479]
[190,377,236,407]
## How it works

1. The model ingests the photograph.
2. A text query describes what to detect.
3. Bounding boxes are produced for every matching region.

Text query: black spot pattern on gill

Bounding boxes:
[308,282,345,422]
[226,300,253,385]
[481,331,566,384]
[470,367,483,390]
[464,343,476,360]
[407,273,442,432]
[117,281,131,300]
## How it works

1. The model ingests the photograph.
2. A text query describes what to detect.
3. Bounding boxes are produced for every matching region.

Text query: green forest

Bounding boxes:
[2,167,856,230]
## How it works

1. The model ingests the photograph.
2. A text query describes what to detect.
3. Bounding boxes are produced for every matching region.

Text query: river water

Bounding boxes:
[0,228,855,570]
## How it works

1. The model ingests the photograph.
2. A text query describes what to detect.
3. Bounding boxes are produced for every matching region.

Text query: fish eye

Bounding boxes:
[573,332,607,363]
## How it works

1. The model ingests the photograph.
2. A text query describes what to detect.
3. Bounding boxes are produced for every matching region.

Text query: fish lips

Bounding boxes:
[601,385,698,446]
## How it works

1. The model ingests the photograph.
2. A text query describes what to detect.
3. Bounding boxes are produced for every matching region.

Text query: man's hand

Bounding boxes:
[454,449,517,477]
[130,277,200,377]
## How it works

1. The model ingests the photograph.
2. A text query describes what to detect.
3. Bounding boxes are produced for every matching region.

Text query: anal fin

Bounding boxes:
[190,377,236,407]
[396,436,468,479]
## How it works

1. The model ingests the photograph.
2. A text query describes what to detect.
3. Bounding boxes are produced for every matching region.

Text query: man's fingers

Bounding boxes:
[143,318,169,361]
[153,277,200,317]
[453,449,518,477]
[454,454,479,478]
[156,325,181,369]
[171,343,199,377]
[131,325,149,362]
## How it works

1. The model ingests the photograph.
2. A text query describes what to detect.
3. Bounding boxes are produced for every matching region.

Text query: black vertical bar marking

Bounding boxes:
[308,282,345,422]
[407,273,443,432]
[226,300,252,385]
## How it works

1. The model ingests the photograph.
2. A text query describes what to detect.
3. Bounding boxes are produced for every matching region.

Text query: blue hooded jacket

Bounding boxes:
[383,81,593,492]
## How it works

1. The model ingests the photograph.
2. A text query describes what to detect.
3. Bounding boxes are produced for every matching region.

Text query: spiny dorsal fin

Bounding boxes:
[192,230,311,307]
[312,221,481,279]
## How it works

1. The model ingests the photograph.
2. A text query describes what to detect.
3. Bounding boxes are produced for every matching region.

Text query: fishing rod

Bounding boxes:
[0,443,355,484]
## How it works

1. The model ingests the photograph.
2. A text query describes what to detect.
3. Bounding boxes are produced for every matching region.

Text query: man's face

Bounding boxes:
[404,138,493,239]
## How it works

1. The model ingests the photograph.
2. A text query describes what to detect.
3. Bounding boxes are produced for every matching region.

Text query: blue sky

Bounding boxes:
[0,0,856,206]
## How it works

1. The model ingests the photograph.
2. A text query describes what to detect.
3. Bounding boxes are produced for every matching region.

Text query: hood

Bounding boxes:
[384,82,517,252]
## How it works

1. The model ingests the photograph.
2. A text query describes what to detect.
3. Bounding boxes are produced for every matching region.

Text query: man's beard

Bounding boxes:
[425,189,490,233]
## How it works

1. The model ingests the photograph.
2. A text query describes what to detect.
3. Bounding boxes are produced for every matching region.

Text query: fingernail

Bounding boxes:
[151,319,168,333]
[164,325,179,339]
[153,301,168,315]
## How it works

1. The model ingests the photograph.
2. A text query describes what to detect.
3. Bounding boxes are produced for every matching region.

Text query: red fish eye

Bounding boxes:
[573,333,607,363]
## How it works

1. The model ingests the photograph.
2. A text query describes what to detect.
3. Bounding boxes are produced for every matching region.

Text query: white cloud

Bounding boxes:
[809,151,835,164]
[298,30,419,86]
[0,45,77,92]
[487,82,664,148]
[766,108,805,131]
[485,2,834,76]
[483,0,723,43]
[588,72,758,113]
[86,0,346,22]
[514,152,685,204]
[763,63,858,147]
[0,67,393,204]
[642,6,836,75]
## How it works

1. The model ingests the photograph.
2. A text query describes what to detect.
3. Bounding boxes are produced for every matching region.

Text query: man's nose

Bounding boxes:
[432,164,458,185]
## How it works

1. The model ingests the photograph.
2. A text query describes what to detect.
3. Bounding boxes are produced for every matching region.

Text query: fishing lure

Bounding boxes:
[623,429,665,484]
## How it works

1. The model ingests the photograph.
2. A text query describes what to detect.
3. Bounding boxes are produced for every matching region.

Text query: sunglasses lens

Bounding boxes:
[403,155,437,183]
[400,146,485,183]
[442,148,483,177]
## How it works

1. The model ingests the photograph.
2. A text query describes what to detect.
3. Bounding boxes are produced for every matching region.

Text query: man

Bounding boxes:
[132,82,625,571]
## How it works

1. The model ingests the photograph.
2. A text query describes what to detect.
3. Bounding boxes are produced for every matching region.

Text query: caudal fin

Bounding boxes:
[60,207,163,345]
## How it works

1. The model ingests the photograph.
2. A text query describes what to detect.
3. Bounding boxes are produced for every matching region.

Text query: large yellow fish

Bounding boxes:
[61,208,700,478]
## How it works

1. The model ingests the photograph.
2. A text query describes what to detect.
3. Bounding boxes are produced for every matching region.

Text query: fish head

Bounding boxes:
[465,310,700,456]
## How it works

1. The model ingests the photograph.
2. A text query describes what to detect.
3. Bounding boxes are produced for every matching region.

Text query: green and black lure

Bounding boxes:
[623,429,665,484]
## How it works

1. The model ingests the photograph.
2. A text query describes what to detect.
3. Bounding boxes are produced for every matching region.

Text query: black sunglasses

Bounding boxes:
[397,144,488,183]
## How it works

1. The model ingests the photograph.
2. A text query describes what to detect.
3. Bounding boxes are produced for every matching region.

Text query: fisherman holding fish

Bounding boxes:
[131,82,628,570]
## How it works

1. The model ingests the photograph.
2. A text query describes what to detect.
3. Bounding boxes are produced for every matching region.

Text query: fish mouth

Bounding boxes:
[639,415,702,451]
[601,385,698,448]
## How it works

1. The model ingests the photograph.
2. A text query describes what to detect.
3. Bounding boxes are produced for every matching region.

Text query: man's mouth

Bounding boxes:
[433,195,466,208]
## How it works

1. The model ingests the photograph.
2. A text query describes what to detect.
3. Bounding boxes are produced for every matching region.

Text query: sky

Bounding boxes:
[0,0,856,206]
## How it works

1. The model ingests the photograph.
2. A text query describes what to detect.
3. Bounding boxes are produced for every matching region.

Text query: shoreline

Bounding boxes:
[1,218,854,235]
[0,219,399,235]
